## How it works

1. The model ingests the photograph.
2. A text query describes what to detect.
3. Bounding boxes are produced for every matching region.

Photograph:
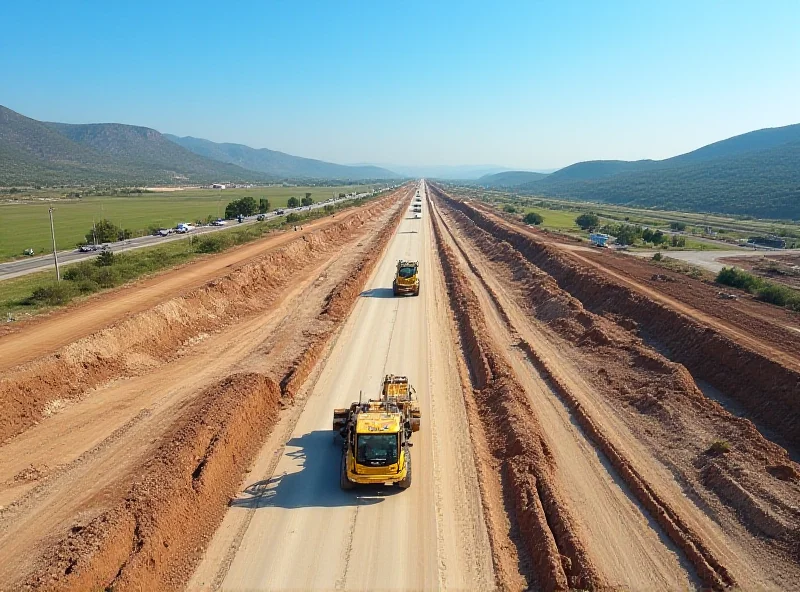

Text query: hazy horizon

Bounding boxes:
[2,1,798,170]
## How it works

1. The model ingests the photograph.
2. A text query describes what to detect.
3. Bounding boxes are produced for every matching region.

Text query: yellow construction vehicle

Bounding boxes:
[393,259,420,296]
[333,375,421,490]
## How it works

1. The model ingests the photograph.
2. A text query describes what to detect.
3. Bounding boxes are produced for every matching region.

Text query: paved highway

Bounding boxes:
[0,193,374,281]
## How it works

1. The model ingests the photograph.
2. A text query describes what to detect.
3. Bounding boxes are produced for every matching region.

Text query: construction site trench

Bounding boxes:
[0,181,798,591]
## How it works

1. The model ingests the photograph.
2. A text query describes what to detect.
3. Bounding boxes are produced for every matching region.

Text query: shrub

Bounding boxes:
[95,266,120,288]
[523,212,544,225]
[75,279,101,294]
[195,235,230,253]
[709,440,731,454]
[96,250,115,266]
[28,282,78,306]
[716,267,763,292]
[717,267,800,311]
[503,204,517,214]
[286,212,302,224]
[756,282,800,309]
[688,268,703,280]
[63,261,97,282]
[652,252,663,261]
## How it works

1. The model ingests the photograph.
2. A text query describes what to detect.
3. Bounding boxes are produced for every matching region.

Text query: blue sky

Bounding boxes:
[2,0,798,169]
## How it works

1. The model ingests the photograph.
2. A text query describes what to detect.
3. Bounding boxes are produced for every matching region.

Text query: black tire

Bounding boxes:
[397,451,412,489]
[340,455,355,490]
[392,281,398,297]
[414,286,420,297]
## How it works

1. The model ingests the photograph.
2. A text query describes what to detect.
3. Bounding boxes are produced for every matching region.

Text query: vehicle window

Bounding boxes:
[398,266,416,278]
[357,434,398,465]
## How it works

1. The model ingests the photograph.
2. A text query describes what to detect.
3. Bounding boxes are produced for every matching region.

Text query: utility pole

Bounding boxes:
[49,207,61,281]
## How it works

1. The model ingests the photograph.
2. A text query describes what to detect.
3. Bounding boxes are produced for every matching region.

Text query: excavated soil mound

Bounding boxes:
[447,196,800,452]
[0,194,401,443]
[15,189,411,592]
[22,373,283,592]
[431,205,604,591]
[433,186,800,584]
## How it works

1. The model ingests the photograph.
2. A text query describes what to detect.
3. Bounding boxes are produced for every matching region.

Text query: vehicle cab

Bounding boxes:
[340,402,410,488]
[393,260,420,296]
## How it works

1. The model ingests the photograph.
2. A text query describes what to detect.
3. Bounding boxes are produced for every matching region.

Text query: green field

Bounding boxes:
[456,186,800,250]
[1,192,376,318]
[0,185,373,261]
[521,206,580,231]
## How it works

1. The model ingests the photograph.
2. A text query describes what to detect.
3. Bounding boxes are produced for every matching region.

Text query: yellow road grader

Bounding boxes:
[333,375,421,490]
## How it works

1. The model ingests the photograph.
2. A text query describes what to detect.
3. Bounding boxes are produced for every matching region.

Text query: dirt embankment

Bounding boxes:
[0,192,406,445]
[443,194,800,453]
[431,191,742,590]
[432,186,800,585]
[430,202,606,591]
[18,190,412,591]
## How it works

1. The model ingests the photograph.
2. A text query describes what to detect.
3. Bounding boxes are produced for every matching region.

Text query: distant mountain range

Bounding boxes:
[477,170,549,187]
[165,135,398,180]
[0,105,400,186]
[365,164,519,180]
[5,102,798,219]
[477,124,800,219]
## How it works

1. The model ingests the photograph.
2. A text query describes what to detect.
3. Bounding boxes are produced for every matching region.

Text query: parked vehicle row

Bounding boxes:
[67,194,355,255]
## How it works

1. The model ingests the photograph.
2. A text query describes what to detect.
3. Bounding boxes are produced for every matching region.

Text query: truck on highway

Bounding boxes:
[393,259,420,296]
[333,375,421,490]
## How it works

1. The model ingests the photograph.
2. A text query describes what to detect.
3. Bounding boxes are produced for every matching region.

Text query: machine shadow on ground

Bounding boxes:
[229,430,401,510]
[359,287,396,298]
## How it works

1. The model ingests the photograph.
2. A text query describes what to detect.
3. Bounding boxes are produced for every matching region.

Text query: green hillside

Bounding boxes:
[0,105,270,185]
[477,170,548,187]
[164,134,399,180]
[521,140,800,219]
[542,123,800,183]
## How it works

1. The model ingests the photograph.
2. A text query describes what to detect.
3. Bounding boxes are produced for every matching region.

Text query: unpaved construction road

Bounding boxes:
[1,181,798,592]
[190,182,494,591]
